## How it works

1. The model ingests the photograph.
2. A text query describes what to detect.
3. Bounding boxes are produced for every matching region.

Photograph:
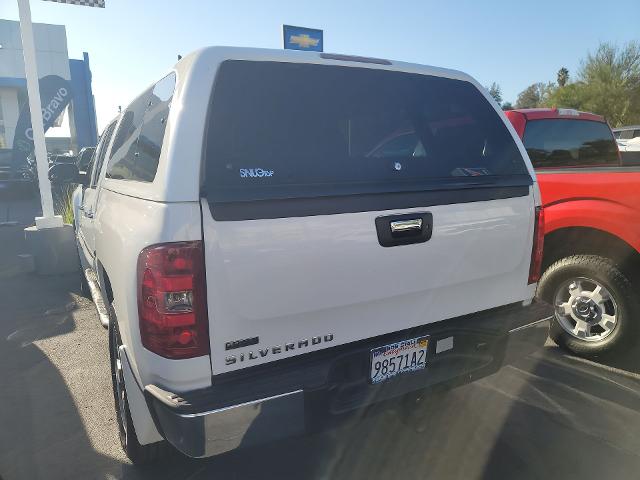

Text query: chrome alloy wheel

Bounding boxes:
[553,277,618,342]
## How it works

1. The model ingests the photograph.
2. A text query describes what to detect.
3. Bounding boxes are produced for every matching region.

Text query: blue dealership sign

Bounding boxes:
[283,25,323,52]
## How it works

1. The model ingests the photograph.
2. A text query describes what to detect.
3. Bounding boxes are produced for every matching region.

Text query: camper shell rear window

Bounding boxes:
[205,60,530,203]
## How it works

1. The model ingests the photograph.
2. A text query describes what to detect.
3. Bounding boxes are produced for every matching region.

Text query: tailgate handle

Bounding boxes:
[390,219,422,234]
[375,212,433,247]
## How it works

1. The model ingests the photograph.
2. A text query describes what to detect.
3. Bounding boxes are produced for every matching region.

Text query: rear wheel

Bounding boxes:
[538,255,638,357]
[109,306,165,464]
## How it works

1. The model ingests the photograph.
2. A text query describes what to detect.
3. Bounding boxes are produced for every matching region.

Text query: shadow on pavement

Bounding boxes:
[0,226,113,479]
[0,188,41,227]
[597,345,640,375]
[479,343,640,480]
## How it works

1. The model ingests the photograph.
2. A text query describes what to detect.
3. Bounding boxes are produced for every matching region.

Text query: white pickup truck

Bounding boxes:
[60,47,549,464]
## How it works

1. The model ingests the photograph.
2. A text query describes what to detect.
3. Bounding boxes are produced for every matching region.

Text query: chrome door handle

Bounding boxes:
[390,218,422,233]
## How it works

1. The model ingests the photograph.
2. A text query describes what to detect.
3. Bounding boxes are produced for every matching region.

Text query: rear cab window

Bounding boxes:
[204,61,531,217]
[523,119,619,168]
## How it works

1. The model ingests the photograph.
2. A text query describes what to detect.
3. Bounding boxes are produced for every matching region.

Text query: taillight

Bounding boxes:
[137,241,209,359]
[528,206,545,284]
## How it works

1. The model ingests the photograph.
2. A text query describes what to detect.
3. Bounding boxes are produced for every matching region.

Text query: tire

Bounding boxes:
[538,255,638,357]
[108,306,165,464]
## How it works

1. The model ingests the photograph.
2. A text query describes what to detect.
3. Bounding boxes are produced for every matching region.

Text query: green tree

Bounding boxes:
[486,82,502,104]
[581,42,640,126]
[544,82,584,109]
[515,82,555,108]
[545,42,640,126]
[502,101,514,111]
[557,67,569,87]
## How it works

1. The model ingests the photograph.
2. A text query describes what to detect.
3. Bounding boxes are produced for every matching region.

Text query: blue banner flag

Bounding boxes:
[12,75,73,164]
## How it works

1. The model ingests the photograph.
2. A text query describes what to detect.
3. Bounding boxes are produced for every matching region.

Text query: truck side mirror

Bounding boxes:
[48,162,80,185]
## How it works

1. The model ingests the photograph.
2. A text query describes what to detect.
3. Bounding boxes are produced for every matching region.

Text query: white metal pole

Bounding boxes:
[17,0,62,229]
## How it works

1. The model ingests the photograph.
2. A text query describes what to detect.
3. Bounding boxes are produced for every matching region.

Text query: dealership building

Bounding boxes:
[0,19,97,153]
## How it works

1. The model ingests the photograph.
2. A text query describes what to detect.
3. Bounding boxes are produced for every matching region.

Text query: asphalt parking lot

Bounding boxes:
[1,193,640,480]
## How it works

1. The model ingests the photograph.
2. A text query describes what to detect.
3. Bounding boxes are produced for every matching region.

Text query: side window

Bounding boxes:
[105,73,176,182]
[134,73,176,182]
[620,129,634,140]
[105,88,152,180]
[89,121,117,187]
[633,129,640,139]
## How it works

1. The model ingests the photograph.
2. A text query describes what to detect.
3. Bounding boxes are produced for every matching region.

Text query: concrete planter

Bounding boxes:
[24,223,79,275]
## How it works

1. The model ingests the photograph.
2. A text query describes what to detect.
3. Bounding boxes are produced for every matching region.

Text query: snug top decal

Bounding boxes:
[240,168,274,178]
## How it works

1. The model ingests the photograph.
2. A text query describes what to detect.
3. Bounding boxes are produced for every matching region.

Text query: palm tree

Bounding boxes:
[557,67,569,87]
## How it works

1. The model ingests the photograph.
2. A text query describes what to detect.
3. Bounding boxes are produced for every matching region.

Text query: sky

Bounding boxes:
[1,0,639,132]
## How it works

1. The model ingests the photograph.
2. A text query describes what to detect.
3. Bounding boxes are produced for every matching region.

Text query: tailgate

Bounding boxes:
[200,60,535,374]
[202,194,534,375]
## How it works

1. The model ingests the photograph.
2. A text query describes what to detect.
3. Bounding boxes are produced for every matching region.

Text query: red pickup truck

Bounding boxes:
[506,108,640,356]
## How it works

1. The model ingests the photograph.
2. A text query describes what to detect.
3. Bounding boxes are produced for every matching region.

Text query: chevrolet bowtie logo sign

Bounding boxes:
[289,34,319,49]
[283,25,323,52]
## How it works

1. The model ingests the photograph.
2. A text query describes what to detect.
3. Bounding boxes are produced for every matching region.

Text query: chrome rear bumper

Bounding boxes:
[147,386,304,457]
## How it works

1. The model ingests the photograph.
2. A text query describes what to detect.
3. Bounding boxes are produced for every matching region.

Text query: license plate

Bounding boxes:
[370,336,429,384]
